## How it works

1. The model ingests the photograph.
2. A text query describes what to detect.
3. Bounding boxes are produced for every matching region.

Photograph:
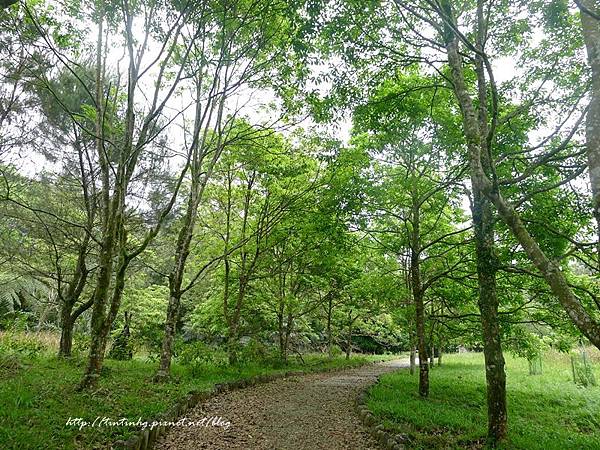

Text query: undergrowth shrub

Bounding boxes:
[108,332,133,360]
[175,340,226,376]
[237,339,282,367]
[571,352,597,387]
[0,331,47,358]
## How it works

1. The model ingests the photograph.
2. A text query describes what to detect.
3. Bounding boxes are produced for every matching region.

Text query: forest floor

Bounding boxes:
[155,358,408,450]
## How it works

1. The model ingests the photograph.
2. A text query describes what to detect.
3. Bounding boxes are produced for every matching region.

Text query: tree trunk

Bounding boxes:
[80,264,115,388]
[438,308,444,366]
[474,186,508,447]
[440,2,508,443]
[58,186,93,357]
[580,0,600,266]
[282,313,293,364]
[411,198,429,397]
[156,293,182,379]
[277,306,285,362]
[409,345,416,375]
[227,279,247,365]
[345,311,353,360]
[225,174,257,366]
[156,63,230,379]
[78,3,115,390]
[58,311,74,357]
[156,183,200,380]
[59,296,93,357]
[327,295,333,358]
[79,222,127,389]
[228,276,247,366]
[414,288,428,396]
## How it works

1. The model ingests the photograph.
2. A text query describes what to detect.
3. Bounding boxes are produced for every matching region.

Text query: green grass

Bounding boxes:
[0,343,390,450]
[367,351,600,449]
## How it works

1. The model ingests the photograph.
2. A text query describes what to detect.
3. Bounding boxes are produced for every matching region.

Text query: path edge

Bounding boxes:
[355,366,411,450]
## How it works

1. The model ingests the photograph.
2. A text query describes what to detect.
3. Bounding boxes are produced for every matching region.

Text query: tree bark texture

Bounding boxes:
[580,0,600,266]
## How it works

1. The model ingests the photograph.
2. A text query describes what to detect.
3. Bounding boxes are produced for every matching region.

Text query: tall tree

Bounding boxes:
[155,0,297,379]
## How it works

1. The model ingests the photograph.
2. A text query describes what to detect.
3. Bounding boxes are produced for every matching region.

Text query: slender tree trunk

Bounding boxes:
[227,324,239,365]
[156,58,230,379]
[345,310,353,360]
[473,186,508,446]
[227,279,247,365]
[440,1,508,443]
[414,286,429,397]
[438,323,443,366]
[410,194,429,397]
[428,305,435,368]
[406,259,416,375]
[580,0,600,266]
[227,301,242,366]
[327,295,333,358]
[57,131,95,357]
[80,212,127,389]
[282,313,293,364]
[281,341,289,364]
[156,292,182,379]
[80,240,118,388]
[277,306,285,361]
[78,2,115,390]
[156,184,200,380]
[227,280,248,365]
[58,244,91,357]
[226,173,257,366]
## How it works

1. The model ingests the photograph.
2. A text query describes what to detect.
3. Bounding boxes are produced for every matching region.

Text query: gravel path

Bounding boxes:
[155,359,407,450]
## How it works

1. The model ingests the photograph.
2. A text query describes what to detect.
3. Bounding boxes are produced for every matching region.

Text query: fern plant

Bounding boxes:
[0,272,51,326]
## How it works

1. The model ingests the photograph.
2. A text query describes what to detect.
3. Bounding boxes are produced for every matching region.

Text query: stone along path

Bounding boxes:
[155,359,407,450]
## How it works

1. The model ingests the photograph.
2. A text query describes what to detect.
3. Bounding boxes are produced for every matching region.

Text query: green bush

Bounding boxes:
[108,332,133,361]
[0,312,32,332]
[175,340,226,376]
[71,333,89,356]
[0,331,46,358]
[119,285,168,356]
[237,339,282,367]
[330,344,343,357]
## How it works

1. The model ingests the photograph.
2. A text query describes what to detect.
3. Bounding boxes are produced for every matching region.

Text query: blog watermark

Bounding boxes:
[65,416,231,431]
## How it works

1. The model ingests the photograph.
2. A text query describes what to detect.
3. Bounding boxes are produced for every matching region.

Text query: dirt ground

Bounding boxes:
[155,359,406,450]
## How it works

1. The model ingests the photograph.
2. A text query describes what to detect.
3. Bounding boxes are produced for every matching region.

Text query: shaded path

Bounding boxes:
[155,359,407,450]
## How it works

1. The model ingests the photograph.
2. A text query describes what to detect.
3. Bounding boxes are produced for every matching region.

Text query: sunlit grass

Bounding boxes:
[368,351,600,449]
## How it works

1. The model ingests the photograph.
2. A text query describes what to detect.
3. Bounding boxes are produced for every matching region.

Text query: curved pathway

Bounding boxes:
[155,359,407,450]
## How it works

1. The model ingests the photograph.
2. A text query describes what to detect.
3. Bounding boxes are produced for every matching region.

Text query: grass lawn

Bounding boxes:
[367,351,600,449]
[0,333,391,450]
